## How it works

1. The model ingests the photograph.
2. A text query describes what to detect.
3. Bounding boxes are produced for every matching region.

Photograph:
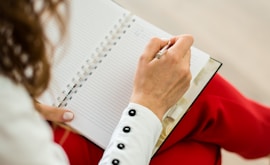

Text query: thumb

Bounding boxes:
[35,103,74,122]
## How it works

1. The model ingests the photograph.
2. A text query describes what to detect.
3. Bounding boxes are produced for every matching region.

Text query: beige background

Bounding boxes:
[114,0,270,164]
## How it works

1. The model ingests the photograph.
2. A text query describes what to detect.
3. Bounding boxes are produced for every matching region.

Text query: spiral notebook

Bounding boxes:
[38,0,222,154]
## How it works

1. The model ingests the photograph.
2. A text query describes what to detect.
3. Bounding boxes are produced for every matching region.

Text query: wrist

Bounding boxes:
[130,94,167,120]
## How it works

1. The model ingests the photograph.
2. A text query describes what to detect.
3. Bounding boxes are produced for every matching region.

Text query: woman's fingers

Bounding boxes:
[130,34,193,120]
[167,34,194,60]
[35,103,74,122]
[141,37,170,61]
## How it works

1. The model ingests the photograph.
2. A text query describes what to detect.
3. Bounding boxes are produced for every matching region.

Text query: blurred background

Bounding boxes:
[114,0,270,164]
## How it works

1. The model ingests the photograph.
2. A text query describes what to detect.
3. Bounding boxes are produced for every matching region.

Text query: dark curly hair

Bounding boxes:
[0,0,68,98]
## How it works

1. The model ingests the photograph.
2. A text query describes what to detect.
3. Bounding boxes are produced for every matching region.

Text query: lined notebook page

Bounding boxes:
[66,15,210,149]
[38,0,129,105]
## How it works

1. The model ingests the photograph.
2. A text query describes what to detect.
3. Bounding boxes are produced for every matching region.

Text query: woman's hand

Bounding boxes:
[35,103,74,122]
[130,34,193,120]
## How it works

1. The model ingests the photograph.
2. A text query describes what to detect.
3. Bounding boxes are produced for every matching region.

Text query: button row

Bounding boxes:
[111,109,137,165]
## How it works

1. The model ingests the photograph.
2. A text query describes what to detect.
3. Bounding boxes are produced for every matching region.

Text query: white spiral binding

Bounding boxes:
[57,13,136,108]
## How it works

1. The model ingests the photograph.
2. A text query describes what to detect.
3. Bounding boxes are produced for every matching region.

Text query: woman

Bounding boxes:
[0,0,193,164]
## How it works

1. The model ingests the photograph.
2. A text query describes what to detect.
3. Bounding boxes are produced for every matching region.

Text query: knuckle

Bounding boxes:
[180,34,194,44]
[167,49,185,61]
[167,49,177,56]
[139,54,147,62]
[150,37,160,43]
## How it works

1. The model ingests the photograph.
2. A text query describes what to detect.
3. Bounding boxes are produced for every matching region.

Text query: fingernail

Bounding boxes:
[63,112,74,121]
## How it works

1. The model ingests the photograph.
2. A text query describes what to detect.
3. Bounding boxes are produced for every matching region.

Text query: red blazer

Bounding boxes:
[53,74,270,165]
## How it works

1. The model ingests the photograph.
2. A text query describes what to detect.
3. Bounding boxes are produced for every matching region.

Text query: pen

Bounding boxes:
[155,40,171,59]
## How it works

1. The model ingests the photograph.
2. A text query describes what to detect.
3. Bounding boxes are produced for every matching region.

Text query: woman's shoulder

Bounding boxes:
[0,75,34,116]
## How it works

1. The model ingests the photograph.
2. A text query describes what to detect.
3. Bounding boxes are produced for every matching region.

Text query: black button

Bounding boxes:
[123,126,131,133]
[112,159,120,165]
[128,109,136,116]
[117,143,125,149]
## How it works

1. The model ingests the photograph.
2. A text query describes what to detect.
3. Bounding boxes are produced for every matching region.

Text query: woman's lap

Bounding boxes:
[53,74,270,165]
